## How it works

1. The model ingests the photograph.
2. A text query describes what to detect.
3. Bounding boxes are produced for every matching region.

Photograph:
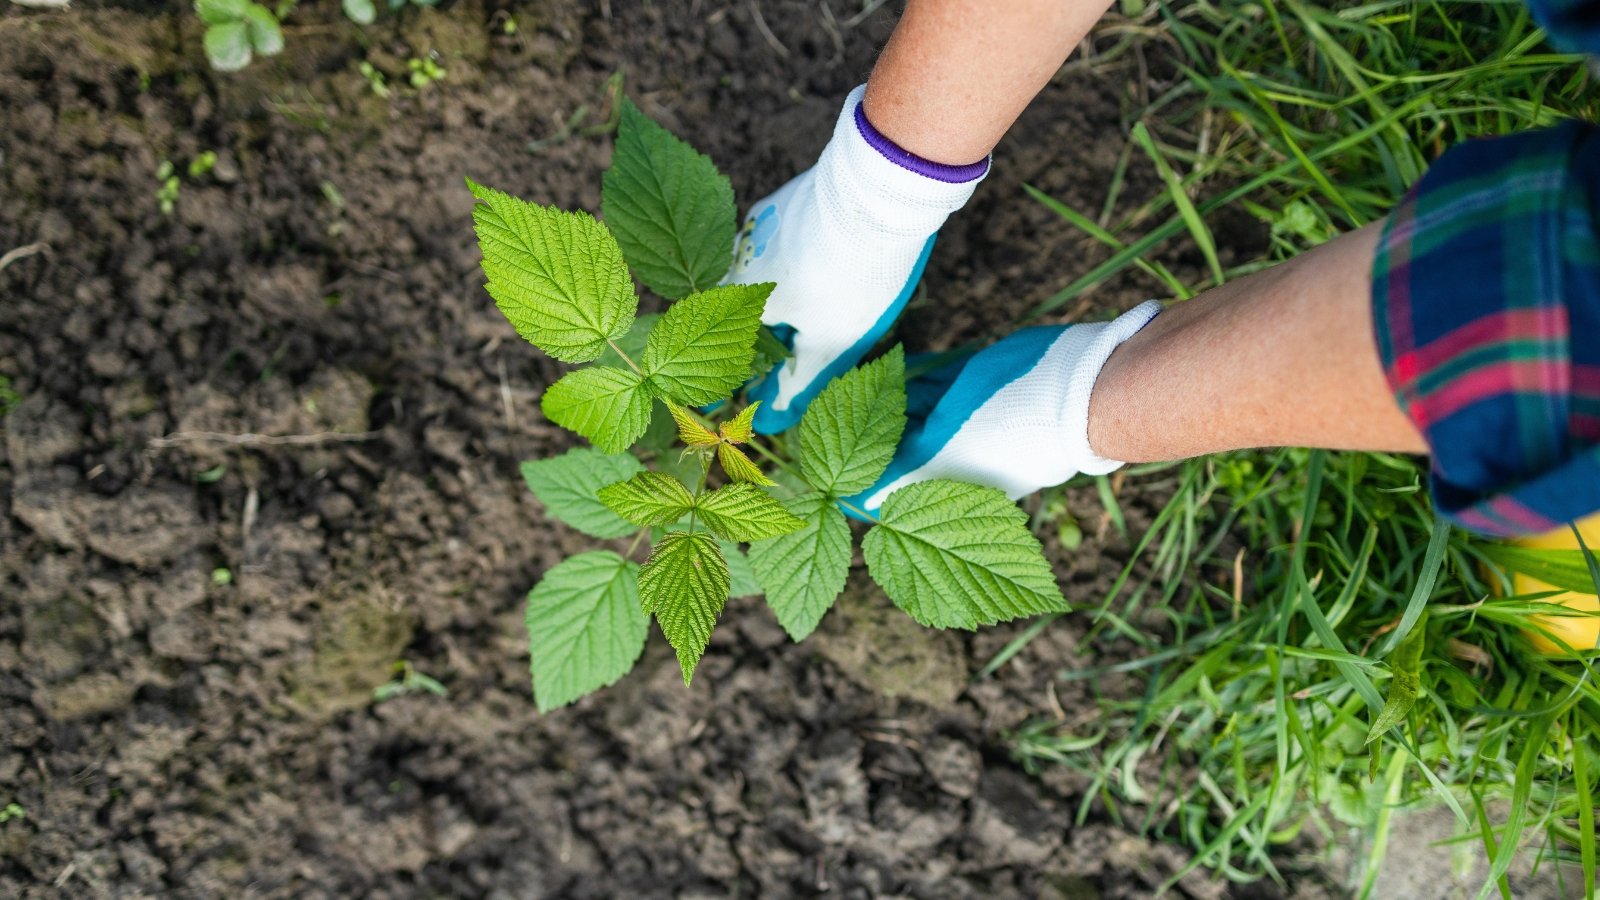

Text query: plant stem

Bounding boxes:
[687,454,711,534]
[741,433,802,479]
[606,339,645,377]
[683,398,846,513]
[740,428,877,520]
[836,497,876,521]
[626,528,649,559]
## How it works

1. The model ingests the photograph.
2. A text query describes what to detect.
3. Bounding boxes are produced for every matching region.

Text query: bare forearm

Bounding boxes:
[858,4,1419,462]
[863,0,1113,164]
[1088,224,1426,461]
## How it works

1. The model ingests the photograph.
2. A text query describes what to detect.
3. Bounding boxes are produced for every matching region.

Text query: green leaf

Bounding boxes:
[526,551,648,712]
[748,492,851,641]
[723,540,762,599]
[342,0,377,24]
[203,22,254,71]
[638,531,730,684]
[798,346,906,495]
[863,480,1068,629]
[750,325,791,381]
[541,366,652,453]
[242,3,283,55]
[197,0,248,26]
[597,471,696,527]
[643,283,772,405]
[716,443,774,486]
[468,179,637,362]
[719,402,760,444]
[695,484,805,542]
[666,400,719,447]
[601,99,736,299]
[596,319,677,456]
[520,448,645,539]
[1366,613,1427,745]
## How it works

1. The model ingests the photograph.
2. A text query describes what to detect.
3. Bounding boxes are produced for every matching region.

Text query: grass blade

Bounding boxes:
[974,613,1061,681]
[1130,122,1225,286]
[1476,711,1560,900]
[1470,787,1514,900]
[1358,749,1408,900]
[1158,788,1273,894]
[1572,710,1596,900]
[1376,516,1451,657]
[1022,183,1191,298]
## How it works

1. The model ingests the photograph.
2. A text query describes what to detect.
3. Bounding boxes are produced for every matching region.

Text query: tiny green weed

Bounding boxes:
[197,0,436,72]
[187,151,218,179]
[155,161,181,215]
[406,56,445,90]
[155,153,218,214]
[358,61,391,98]
[372,660,448,702]
[0,376,19,417]
[528,71,625,154]
[195,0,284,72]
[344,0,439,21]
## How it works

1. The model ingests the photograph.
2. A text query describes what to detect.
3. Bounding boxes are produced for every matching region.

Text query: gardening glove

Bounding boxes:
[726,84,989,434]
[846,301,1164,517]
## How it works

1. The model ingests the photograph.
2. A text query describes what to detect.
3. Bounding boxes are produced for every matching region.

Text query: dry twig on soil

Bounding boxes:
[748,0,789,58]
[0,242,51,272]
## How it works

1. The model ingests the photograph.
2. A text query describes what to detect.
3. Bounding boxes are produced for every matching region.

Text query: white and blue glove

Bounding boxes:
[727,84,989,434]
[846,301,1164,517]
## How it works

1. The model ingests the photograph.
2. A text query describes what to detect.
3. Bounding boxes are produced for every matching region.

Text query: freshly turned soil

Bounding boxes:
[0,2,1301,897]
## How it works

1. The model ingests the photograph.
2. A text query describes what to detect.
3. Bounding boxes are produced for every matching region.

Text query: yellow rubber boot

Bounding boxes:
[1511,512,1600,654]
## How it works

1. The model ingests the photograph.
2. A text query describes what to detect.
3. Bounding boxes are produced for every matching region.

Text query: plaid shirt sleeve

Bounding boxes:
[1370,120,1600,537]
[1528,0,1600,55]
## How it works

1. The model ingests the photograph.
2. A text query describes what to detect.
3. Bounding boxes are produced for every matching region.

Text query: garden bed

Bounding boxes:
[0,1,1432,897]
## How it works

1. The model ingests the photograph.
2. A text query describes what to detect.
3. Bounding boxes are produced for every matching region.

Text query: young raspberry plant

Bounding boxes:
[470,98,1069,712]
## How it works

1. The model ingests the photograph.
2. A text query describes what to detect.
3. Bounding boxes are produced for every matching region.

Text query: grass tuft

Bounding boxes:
[1008,1,1600,892]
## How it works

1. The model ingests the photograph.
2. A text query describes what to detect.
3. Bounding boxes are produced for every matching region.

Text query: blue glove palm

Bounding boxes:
[847,301,1164,518]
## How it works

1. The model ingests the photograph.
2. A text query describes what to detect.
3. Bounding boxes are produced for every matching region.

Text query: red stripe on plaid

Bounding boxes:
[1573,413,1600,443]
[1407,358,1568,428]
[1486,493,1559,533]
[1453,507,1503,535]
[1574,365,1600,398]
[1387,307,1569,385]
[1455,493,1560,535]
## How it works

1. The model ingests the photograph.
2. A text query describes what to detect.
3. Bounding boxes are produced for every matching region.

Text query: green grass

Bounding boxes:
[1004,1,1600,895]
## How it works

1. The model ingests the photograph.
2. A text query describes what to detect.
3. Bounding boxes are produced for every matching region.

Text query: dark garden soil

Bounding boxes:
[0,2,1309,897]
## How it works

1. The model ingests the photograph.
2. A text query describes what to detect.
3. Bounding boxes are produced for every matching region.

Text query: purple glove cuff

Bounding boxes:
[853,102,990,184]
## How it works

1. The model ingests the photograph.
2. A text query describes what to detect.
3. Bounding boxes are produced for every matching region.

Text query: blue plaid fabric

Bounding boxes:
[1371,122,1600,536]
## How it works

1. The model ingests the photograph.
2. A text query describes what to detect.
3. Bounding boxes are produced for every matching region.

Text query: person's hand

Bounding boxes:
[846,301,1163,517]
[726,84,988,434]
